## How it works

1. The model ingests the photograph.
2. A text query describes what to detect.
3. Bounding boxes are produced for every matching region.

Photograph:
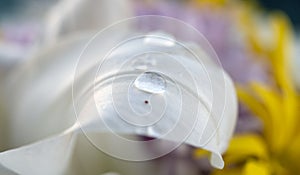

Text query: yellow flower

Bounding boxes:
[196,2,300,175]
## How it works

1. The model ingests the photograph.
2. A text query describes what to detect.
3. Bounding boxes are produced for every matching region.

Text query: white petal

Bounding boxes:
[0,133,75,175]
[1,35,88,148]
[70,32,237,167]
[0,26,237,174]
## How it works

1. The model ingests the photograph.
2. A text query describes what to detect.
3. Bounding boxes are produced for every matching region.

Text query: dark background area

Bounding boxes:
[260,0,300,28]
[0,0,19,12]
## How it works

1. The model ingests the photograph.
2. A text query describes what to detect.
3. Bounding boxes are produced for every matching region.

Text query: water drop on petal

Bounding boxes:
[134,72,166,94]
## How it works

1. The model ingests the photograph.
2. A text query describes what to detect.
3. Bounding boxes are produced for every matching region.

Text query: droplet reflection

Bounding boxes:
[134,72,166,94]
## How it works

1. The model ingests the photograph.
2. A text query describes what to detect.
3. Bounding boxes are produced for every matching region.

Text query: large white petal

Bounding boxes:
[0,133,75,175]
[0,28,237,174]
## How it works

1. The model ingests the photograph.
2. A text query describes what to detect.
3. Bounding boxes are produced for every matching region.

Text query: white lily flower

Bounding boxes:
[0,6,237,175]
[0,33,157,175]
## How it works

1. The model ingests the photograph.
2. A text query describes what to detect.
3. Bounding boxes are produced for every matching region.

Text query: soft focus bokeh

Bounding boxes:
[0,0,299,174]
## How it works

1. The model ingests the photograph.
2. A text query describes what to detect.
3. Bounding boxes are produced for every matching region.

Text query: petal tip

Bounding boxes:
[210,153,224,169]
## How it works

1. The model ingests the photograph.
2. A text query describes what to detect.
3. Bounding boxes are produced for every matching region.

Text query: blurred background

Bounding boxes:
[0,0,299,69]
[1,0,300,25]
[0,0,300,175]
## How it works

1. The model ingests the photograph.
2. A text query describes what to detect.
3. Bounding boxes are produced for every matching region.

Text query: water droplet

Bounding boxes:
[134,72,166,94]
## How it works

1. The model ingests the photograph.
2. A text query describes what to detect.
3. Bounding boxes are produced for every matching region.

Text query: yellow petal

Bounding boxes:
[196,0,227,7]
[224,134,268,164]
[236,85,272,140]
[193,149,210,158]
[236,85,268,121]
[249,83,284,152]
[285,134,300,173]
[242,160,270,175]
[240,82,299,154]
[212,168,242,175]
[268,12,294,92]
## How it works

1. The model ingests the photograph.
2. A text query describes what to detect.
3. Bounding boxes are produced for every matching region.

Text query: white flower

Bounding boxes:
[0,31,237,174]
[0,2,237,175]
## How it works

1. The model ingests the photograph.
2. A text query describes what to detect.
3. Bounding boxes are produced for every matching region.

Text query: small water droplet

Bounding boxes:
[134,72,166,94]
